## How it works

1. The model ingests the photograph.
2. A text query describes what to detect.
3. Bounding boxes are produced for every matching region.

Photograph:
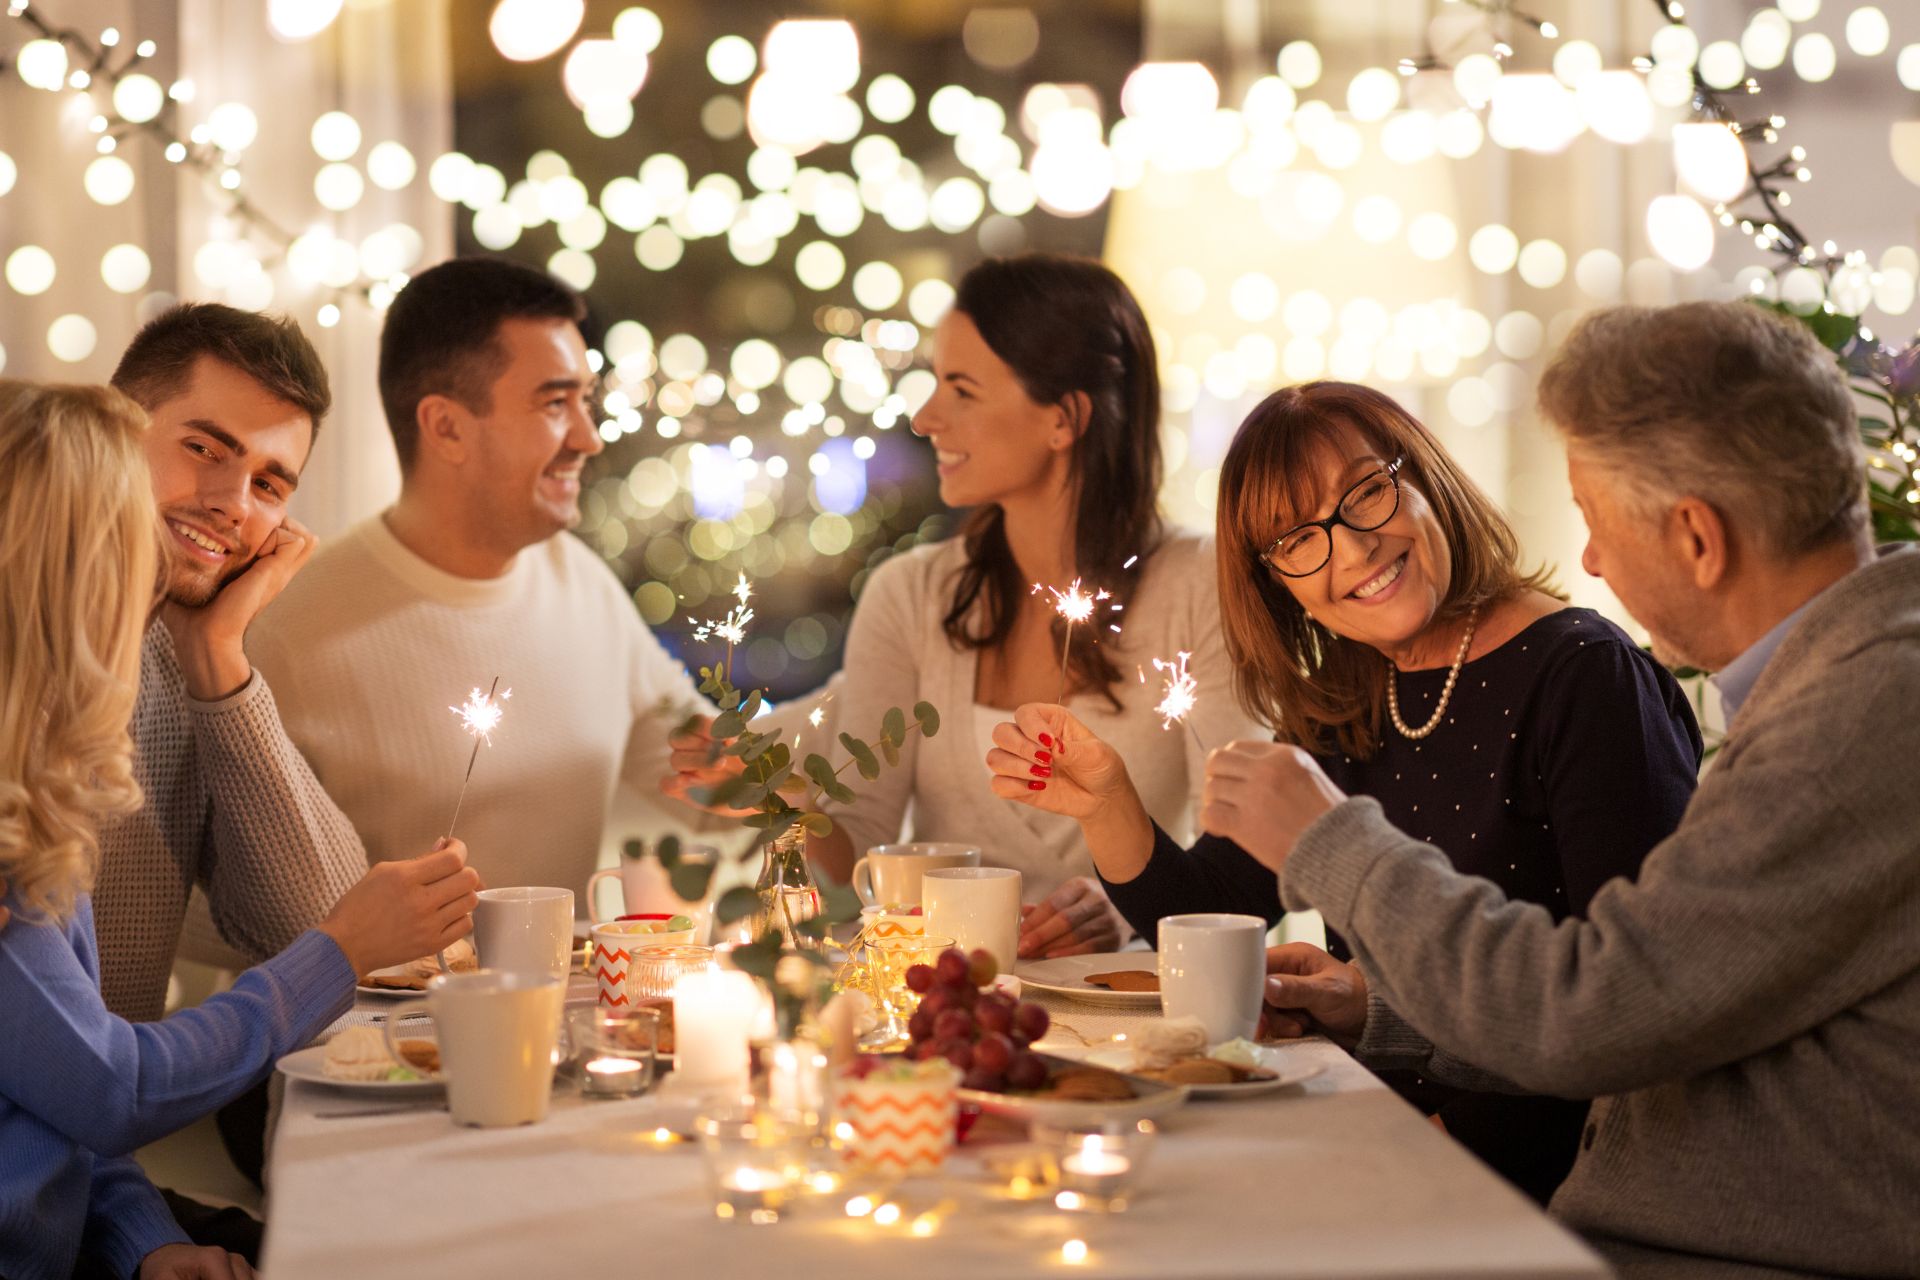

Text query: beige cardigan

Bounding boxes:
[802,530,1268,904]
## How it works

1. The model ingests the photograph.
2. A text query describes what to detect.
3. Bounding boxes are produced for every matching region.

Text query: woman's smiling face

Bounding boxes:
[1267,420,1453,658]
[910,310,1071,510]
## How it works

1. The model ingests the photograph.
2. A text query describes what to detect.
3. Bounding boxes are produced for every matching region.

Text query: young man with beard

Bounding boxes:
[250,258,713,898]
[94,304,371,1024]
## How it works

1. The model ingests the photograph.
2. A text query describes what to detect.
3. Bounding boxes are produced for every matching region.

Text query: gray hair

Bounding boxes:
[1537,301,1866,557]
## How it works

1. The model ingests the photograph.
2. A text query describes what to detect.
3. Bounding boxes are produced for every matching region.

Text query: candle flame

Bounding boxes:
[1152,651,1198,730]
[449,685,513,745]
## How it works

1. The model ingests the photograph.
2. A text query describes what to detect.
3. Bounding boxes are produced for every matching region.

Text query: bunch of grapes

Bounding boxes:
[904,946,1052,1093]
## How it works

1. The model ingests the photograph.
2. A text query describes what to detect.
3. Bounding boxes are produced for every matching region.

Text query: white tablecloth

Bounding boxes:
[262,988,1605,1279]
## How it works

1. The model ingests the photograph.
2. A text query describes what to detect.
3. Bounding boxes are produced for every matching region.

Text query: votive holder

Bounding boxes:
[568,1006,658,1098]
[862,933,952,1047]
[630,944,714,1000]
[1035,1119,1157,1212]
[697,1105,803,1224]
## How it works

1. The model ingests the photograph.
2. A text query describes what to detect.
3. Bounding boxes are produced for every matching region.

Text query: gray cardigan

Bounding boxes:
[1284,545,1920,1279]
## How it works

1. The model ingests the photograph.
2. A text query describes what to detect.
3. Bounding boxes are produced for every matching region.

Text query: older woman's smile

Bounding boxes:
[1348,553,1407,602]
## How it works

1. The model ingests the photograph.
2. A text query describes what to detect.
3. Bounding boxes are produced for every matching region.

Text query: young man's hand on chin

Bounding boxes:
[161,518,317,700]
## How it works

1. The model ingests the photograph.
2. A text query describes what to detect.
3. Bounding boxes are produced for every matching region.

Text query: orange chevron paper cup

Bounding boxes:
[832,1061,959,1174]
[859,906,926,942]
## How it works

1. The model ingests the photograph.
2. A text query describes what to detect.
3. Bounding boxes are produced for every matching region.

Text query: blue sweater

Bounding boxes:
[0,893,354,1280]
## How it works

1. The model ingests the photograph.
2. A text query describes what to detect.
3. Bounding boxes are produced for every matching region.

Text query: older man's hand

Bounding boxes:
[1199,741,1349,874]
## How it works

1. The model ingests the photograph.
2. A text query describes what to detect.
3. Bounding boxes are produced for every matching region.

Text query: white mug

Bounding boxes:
[384,971,566,1127]
[1158,913,1267,1045]
[473,887,574,980]
[850,842,982,908]
[586,846,718,925]
[921,867,1021,976]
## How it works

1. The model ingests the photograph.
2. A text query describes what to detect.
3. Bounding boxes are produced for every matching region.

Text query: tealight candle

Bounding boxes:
[582,1056,647,1097]
[674,967,759,1088]
[1044,1122,1155,1213]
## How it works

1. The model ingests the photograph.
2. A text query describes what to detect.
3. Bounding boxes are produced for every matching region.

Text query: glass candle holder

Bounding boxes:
[1035,1119,1157,1212]
[698,1105,803,1224]
[569,1005,658,1098]
[630,944,714,1000]
[863,934,953,1047]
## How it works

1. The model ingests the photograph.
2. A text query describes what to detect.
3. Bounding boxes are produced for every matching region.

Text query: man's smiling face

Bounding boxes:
[142,355,313,606]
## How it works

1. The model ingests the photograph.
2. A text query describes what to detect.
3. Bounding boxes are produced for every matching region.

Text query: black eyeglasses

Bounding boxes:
[1260,457,1403,578]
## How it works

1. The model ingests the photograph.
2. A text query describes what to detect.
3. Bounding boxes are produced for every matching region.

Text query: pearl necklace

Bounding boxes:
[1385,607,1480,740]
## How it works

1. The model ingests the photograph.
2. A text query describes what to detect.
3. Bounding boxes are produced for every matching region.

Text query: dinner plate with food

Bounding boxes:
[356,939,479,997]
[1065,1017,1325,1099]
[1013,951,1164,1008]
[276,1026,444,1095]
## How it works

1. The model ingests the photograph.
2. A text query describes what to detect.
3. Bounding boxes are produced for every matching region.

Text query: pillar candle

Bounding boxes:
[673,967,759,1086]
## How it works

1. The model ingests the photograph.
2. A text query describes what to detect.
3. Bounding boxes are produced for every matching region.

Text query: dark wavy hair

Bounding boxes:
[940,254,1164,707]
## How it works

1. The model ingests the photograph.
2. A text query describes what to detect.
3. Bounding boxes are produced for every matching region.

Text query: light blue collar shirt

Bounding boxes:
[1710,604,1811,723]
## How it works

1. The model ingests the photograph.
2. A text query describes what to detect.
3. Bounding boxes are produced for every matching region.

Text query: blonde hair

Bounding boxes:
[0,381,157,924]
[1216,381,1559,759]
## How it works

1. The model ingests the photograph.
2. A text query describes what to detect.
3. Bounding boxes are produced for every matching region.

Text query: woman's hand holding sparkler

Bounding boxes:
[660,715,753,814]
[318,838,482,979]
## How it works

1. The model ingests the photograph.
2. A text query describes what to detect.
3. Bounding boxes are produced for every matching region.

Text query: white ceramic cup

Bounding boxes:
[1157,913,1267,1045]
[850,842,982,908]
[921,867,1022,975]
[473,887,575,980]
[586,846,718,925]
[384,971,566,1127]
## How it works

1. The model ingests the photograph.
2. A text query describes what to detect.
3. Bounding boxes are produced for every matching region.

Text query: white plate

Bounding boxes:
[1014,952,1162,1008]
[275,1044,443,1095]
[1074,1042,1324,1098]
[958,1053,1189,1125]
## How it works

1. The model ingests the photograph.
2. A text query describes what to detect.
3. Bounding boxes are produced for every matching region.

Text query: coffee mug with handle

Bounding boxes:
[383,970,566,1127]
[1157,913,1267,1045]
[921,866,1021,976]
[473,887,575,980]
[850,842,982,908]
[586,844,718,925]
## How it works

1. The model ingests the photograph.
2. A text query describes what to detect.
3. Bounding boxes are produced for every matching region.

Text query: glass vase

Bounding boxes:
[754,827,821,949]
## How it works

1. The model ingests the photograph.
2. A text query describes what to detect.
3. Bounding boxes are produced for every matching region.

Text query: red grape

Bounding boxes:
[935,949,971,986]
[920,988,952,1018]
[973,1031,1013,1074]
[1006,1051,1048,1091]
[1013,1002,1050,1042]
[962,1066,1006,1092]
[967,949,998,986]
[1011,1033,1030,1051]
[975,994,1015,1034]
[932,1008,975,1042]
[906,1007,934,1042]
[936,1037,975,1070]
[905,964,935,994]
[908,1040,939,1061]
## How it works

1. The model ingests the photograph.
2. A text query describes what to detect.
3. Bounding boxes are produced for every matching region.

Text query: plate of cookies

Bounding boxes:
[356,940,479,997]
[1014,952,1163,1008]
[956,1052,1190,1125]
[1068,1021,1325,1099]
[276,1026,444,1095]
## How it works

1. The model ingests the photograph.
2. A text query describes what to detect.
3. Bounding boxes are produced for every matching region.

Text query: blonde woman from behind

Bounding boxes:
[0,382,482,1280]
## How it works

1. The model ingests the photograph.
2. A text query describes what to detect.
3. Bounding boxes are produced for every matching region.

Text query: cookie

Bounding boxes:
[1041,1065,1136,1101]
[1084,970,1159,992]
[394,1039,440,1075]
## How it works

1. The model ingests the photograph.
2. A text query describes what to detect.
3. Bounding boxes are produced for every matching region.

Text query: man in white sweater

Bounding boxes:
[251,258,710,899]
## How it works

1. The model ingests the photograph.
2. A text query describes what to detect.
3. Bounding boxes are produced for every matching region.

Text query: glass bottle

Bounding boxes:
[754,826,820,949]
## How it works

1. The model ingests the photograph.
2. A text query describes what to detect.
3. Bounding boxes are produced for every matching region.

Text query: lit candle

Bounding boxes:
[1062,1136,1132,1178]
[673,967,759,1087]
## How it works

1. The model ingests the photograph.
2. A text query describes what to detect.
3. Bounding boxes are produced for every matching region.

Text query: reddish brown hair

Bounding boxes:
[1216,381,1558,758]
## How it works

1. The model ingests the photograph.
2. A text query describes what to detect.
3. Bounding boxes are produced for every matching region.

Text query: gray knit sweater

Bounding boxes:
[91,624,368,1022]
[1284,545,1920,1278]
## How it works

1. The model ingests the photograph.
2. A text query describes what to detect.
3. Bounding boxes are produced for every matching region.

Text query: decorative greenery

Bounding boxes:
[653,657,939,1005]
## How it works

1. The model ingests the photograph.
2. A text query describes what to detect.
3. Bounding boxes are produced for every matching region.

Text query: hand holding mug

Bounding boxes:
[318,838,481,977]
[1260,942,1368,1044]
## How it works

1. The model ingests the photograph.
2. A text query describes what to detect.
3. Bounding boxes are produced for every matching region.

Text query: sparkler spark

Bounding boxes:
[731,570,753,608]
[690,606,754,647]
[1152,652,1198,730]
[1033,578,1108,624]
[808,706,825,729]
[449,684,513,745]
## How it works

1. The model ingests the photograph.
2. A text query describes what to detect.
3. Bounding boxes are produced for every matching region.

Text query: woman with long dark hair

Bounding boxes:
[676,253,1263,958]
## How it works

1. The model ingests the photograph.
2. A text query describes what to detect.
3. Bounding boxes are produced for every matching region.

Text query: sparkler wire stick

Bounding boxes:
[446,676,508,840]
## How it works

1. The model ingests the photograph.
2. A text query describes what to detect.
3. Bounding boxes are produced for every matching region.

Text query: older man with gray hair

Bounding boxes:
[1203,300,1920,1277]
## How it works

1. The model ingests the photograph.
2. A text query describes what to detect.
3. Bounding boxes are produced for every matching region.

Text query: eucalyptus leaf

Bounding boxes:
[690,775,752,808]
[914,701,941,736]
[840,733,881,780]
[880,737,900,767]
[882,706,907,744]
[669,859,714,902]
[713,885,762,925]
[799,811,834,837]
[741,689,764,721]
[815,878,863,925]
[621,839,646,862]
[711,710,745,740]
[825,779,857,806]
[657,834,682,867]
[803,753,837,793]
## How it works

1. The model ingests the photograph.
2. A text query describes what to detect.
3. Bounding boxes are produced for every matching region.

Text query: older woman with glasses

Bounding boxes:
[986,380,1703,1204]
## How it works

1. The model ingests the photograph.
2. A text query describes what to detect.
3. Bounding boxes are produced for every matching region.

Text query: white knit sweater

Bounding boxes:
[248,514,710,900]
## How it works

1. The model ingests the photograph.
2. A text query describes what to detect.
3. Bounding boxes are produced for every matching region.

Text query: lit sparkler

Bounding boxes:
[1152,651,1207,752]
[445,677,511,839]
[1033,578,1112,703]
[690,572,756,681]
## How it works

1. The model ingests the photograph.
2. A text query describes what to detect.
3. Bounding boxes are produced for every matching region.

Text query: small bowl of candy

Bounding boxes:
[611,913,699,949]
